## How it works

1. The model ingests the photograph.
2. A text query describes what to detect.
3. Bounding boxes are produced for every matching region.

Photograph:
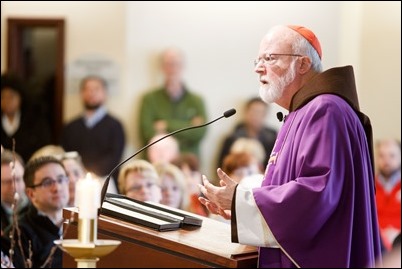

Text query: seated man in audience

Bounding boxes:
[30,145,117,205]
[1,149,29,232]
[5,156,69,268]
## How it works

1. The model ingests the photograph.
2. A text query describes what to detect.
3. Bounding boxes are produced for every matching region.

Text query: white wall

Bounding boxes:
[359,2,401,140]
[1,1,401,177]
[125,1,343,175]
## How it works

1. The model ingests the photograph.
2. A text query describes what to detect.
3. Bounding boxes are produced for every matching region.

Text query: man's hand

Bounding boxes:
[198,168,237,219]
[154,120,167,134]
[191,116,204,126]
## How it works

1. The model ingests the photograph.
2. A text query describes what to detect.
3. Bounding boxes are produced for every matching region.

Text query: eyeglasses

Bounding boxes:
[254,53,302,67]
[30,175,69,189]
[126,182,157,193]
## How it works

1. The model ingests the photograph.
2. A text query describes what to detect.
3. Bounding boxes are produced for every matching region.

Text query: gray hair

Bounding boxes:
[291,34,323,72]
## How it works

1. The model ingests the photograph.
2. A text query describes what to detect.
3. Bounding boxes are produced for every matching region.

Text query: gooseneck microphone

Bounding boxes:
[99,108,236,210]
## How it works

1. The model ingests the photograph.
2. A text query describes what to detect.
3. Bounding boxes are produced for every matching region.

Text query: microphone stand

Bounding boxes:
[99,108,236,209]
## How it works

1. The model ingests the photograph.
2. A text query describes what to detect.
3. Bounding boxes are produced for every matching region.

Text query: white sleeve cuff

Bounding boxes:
[235,184,279,248]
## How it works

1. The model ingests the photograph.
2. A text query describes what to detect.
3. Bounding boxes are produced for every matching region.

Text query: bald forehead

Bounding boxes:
[162,48,184,62]
[377,139,401,152]
[260,26,296,52]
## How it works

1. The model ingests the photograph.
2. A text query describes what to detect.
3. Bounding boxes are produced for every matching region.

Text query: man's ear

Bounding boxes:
[298,56,312,74]
[25,188,34,201]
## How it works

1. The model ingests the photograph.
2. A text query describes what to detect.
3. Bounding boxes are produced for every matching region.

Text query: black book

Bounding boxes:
[101,193,202,232]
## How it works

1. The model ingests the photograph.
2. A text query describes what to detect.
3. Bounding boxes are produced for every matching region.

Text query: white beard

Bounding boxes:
[259,62,297,104]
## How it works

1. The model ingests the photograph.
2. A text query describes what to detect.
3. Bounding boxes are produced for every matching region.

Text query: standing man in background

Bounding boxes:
[61,75,125,186]
[139,47,207,159]
[375,138,401,252]
[1,72,52,163]
[199,25,381,267]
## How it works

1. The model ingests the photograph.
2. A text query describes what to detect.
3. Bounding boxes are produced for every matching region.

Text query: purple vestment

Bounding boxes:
[233,67,382,268]
[253,95,380,268]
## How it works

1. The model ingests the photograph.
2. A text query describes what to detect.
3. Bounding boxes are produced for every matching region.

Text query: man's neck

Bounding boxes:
[166,81,183,100]
[38,208,64,227]
[246,127,260,138]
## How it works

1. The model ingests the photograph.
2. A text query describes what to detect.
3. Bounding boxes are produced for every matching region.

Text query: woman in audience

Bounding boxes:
[154,162,189,210]
[222,151,263,188]
[118,159,161,203]
[60,151,86,207]
[171,153,208,216]
[229,137,266,173]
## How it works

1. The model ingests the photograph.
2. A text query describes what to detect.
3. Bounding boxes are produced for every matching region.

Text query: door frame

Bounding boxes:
[7,17,65,143]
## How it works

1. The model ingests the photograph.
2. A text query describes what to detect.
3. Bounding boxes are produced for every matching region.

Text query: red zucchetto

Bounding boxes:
[287,25,322,59]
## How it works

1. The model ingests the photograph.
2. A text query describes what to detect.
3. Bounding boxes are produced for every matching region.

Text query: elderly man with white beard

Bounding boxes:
[199,25,382,268]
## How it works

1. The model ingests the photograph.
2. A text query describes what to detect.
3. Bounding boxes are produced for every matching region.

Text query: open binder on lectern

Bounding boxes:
[101,193,203,232]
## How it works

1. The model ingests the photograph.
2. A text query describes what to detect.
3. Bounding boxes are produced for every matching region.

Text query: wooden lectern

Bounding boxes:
[62,207,258,268]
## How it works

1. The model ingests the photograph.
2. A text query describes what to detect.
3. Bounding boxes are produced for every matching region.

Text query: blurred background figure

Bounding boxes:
[118,159,161,203]
[146,134,180,164]
[1,149,28,232]
[29,144,65,161]
[172,153,208,216]
[61,75,126,189]
[375,138,401,252]
[59,151,86,207]
[154,162,189,210]
[229,137,266,173]
[139,47,207,159]
[217,97,277,169]
[1,72,52,163]
[59,150,117,206]
[222,152,263,186]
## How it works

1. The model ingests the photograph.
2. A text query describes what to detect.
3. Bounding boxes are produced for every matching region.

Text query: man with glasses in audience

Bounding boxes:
[5,155,69,268]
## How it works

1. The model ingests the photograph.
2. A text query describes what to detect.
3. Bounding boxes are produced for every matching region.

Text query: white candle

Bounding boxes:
[75,173,101,219]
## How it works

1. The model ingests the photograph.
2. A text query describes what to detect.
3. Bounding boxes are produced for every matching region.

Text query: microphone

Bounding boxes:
[99,108,236,210]
[276,112,286,122]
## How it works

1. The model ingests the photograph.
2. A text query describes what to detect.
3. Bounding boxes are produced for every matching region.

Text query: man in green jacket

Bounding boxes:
[139,47,207,159]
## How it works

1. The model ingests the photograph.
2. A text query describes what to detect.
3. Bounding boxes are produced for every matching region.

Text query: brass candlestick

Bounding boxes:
[55,215,120,268]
